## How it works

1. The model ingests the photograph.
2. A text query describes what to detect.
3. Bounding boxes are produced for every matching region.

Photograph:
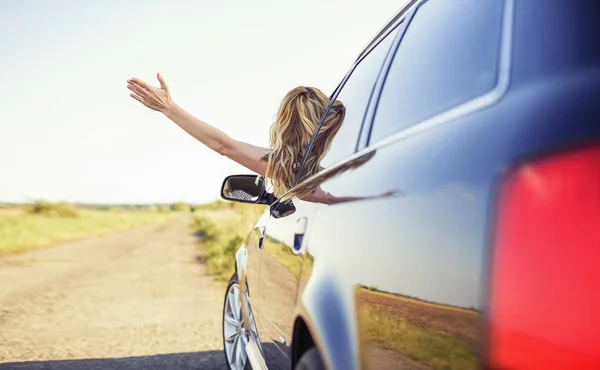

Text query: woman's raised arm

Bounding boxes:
[127,73,269,176]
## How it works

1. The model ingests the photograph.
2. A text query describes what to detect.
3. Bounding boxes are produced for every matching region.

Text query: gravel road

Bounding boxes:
[0,216,229,370]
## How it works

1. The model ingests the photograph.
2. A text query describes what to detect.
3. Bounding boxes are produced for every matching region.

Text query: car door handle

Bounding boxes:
[293,217,308,252]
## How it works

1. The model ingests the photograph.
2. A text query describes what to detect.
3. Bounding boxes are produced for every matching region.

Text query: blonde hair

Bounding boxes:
[263,86,345,196]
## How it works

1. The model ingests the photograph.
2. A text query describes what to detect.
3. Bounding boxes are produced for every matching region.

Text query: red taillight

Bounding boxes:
[488,145,600,369]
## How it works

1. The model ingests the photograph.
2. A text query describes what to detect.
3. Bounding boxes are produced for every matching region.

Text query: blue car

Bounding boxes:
[220,0,600,369]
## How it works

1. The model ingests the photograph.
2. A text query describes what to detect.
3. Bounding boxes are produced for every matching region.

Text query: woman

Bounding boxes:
[127,73,346,203]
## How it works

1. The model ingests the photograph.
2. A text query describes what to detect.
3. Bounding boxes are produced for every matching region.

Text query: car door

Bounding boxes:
[296,1,508,369]
[255,20,405,368]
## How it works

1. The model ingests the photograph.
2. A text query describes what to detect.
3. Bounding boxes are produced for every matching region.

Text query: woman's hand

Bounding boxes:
[127,73,173,113]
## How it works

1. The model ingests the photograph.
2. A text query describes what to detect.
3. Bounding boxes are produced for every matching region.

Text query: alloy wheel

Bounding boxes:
[223,282,260,370]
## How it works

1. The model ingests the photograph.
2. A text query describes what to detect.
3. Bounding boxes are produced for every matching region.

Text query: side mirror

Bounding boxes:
[220,175,275,205]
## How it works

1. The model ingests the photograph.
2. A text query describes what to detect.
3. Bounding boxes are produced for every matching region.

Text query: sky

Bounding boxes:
[0,1,405,204]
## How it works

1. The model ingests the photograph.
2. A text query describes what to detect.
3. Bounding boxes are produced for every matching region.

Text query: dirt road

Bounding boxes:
[0,216,228,370]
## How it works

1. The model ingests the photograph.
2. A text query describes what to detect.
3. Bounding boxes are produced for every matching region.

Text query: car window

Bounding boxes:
[318,25,399,169]
[368,0,505,144]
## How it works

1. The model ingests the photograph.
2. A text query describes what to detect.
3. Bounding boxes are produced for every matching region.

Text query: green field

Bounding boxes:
[0,203,177,256]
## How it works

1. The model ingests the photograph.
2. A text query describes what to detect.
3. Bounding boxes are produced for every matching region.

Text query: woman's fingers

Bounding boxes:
[129,81,152,96]
[128,83,157,104]
[127,83,147,98]
[128,79,155,96]
[128,77,151,89]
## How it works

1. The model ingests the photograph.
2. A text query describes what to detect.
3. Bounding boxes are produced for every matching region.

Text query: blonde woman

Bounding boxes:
[127,73,346,203]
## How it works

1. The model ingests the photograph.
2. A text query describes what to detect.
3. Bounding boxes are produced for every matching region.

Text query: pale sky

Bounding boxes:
[0,1,405,204]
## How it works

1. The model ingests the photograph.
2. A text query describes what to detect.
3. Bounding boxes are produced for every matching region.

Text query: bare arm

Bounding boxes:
[162,103,269,175]
[127,73,269,175]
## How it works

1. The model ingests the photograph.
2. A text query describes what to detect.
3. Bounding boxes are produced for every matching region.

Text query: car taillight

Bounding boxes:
[488,144,600,369]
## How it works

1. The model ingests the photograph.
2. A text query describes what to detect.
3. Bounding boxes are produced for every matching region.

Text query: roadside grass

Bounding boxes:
[0,204,175,256]
[193,201,265,281]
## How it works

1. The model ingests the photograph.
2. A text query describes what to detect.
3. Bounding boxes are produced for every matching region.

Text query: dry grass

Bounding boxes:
[0,208,173,256]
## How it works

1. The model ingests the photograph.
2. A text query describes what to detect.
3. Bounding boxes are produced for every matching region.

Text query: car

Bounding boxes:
[219,0,600,369]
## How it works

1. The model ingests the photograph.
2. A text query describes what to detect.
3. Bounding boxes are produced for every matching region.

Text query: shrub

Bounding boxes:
[194,217,219,242]
[171,202,191,212]
[28,200,79,217]
[155,205,170,213]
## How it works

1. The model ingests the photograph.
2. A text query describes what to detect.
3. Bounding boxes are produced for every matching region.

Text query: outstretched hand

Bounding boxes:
[127,73,173,112]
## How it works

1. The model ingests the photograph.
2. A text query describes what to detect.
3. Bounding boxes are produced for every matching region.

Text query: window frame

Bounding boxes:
[361,0,512,149]
[356,7,418,151]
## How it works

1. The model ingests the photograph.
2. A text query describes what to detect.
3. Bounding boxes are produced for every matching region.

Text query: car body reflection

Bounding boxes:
[355,286,479,369]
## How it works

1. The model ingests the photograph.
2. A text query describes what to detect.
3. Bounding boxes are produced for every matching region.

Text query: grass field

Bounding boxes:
[0,205,175,256]
[193,201,265,281]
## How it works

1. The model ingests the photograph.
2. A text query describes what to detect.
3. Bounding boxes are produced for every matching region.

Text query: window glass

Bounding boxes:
[369,0,504,143]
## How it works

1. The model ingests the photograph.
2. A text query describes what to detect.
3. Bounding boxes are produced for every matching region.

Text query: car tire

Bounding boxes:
[222,273,255,370]
[295,347,326,370]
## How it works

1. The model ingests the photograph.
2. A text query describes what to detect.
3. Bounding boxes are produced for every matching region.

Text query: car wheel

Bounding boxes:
[222,273,260,370]
[295,347,326,370]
